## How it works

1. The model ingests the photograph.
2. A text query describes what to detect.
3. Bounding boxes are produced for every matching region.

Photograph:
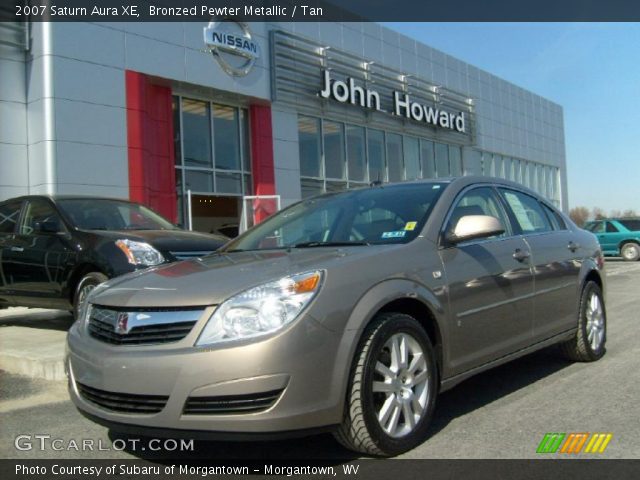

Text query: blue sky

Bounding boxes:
[384,23,640,213]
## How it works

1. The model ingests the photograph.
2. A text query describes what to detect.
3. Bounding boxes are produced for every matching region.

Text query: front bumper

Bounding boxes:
[66,308,346,435]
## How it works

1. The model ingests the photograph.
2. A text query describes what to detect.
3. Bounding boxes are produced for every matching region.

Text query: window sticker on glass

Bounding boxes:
[381,231,406,239]
[504,192,534,231]
[404,221,418,231]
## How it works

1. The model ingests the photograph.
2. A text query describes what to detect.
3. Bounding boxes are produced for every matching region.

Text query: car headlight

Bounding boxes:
[196,270,324,346]
[115,239,165,266]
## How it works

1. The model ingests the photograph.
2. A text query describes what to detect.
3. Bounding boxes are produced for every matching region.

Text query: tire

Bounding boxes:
[334,312,438,457]
[73,272,108,320]
[559,281,606,362]
[620,242,640,262]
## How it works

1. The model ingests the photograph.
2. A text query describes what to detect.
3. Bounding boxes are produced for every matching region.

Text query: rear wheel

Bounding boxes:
[73,272,108,319]
[620,242,640,262]
[559,281,606,362]
[334,312,438,456]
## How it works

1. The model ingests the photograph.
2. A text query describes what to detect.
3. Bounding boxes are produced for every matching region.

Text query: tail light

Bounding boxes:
[596,251,605,270]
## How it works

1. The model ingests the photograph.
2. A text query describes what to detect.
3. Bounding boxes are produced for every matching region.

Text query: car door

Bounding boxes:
[3,198,74,308]
[591,221,617,254]
[439,186,535,376]
[0,199,24,305]
[499,188,581,340]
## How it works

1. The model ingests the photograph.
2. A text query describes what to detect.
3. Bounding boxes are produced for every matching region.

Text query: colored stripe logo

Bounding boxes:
[537,433,612,454]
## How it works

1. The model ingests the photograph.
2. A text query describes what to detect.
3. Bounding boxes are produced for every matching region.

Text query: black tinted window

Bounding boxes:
[606,222,619,233]
[500,189,551,234]
[21,199,63,235]
[0,201,22,234]
[619,219,640,232]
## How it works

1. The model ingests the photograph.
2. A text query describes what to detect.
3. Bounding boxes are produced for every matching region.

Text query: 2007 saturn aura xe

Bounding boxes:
[67,177,607,456]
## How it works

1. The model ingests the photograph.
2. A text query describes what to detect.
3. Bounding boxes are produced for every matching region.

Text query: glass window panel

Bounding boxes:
[537,164,545,195]
[301,178,324,199]
[494,155,504,178]
[240,109,251,172]
[243,174,253,196]
[403,136,420,180]
[500,188,552,233]
[326,181,348,193]
[367,129,386,183]
[323,120,346,179]
[449,145,462,177]
[213,105,240,171]
[182,98,212,168]
[483,151,494,176]
[216,172,242,194]
[529,162,537,191]
[513,159,521,183]
[434,143,449,177]
[386,133,403,182]
[175,170,184,226]
[173,96,182,166]
[185,170,213,192]
[420,140,435,179]
[346,125,366,182]
[298,116,322,178]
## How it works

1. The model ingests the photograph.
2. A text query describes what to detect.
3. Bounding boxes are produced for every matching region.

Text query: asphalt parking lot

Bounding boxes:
[1,259,639,460]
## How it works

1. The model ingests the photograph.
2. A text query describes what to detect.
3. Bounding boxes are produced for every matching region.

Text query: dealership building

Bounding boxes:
[0,21,568,232]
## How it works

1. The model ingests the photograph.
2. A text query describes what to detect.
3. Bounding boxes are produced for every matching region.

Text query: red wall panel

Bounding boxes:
[249,104,276,223]
[125,71,176,222]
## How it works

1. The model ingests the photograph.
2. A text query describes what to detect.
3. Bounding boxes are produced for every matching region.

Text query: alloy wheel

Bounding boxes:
[586,292,605,351]
[372,333,430,438]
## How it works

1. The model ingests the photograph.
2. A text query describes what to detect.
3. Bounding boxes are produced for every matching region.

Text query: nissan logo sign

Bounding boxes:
[203,20,260,77]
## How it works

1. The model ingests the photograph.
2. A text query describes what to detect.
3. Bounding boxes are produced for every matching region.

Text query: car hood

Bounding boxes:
[91,246,390,309]
[81,229,229,252]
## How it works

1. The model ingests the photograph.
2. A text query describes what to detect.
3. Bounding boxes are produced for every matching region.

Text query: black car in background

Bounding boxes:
[0,196,228,316]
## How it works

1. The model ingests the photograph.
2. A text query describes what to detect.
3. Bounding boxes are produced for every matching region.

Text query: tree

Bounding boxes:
[622,209,638,218]
[609,209,622,218]
[570,206,590,227]
[592,207,606,220]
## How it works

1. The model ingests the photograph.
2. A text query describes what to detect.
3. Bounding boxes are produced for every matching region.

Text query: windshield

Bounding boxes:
[57,199,177,231]
[224,183,447,252]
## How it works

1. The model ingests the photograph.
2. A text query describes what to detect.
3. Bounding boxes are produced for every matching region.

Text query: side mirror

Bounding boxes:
[446,215,505,244]
[35,220,61,234]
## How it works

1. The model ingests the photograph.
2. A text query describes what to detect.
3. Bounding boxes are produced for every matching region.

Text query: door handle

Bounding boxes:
[568,241,580,252]
[10,246,24,252]
[513,248,530,262]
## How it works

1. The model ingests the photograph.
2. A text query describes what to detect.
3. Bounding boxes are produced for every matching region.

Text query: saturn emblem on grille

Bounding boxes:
[115,312,130,334]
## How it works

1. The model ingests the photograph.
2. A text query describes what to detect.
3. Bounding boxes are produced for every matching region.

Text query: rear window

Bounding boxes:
[619,219,640,232]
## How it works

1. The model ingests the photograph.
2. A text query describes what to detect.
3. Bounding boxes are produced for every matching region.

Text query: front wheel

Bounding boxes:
[334,313,438,456]
[621,242,640,262]
[73,272,108,319]
[559,281,606,362]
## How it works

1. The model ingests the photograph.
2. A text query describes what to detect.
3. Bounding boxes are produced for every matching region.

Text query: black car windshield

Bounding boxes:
[57,199,177,231]
[224,183,447,252]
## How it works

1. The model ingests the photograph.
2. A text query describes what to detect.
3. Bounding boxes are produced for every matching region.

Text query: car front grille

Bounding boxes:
[169,251,213,261]
[183,389,284,415]
[88,307,202,346]
[77,383,169,414]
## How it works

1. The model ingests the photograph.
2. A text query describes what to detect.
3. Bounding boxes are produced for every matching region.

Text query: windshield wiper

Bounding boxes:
[291,241,370,248]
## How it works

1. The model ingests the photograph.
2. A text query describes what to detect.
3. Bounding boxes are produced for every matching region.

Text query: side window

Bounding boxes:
[500,189,551,234]
[0,201,22,234]
[606,222,619,233]
[542,203,567,231]
[20,200,63,235]
[447,187,510,239]
[588,222,605,234]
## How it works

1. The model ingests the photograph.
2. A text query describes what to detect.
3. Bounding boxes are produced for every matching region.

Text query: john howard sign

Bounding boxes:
[319,70,466,134]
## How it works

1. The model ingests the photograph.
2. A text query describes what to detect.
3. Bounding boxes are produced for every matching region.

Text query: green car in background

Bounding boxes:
[584,218,640,261]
